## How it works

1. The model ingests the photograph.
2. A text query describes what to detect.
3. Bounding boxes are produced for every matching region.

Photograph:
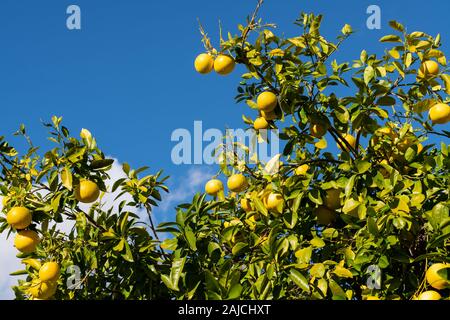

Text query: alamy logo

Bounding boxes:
[171,121,280,169]
[66,5,81,30]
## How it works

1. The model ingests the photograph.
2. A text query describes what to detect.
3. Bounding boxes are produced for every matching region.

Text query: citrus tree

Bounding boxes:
[2,3,450,300]
[0,118,171,299]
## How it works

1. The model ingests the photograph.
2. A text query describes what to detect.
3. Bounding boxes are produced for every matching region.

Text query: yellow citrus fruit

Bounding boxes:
[205,179,224,196]
[75,180,100,203]
[314,206,336,225]
[240,197,252,212]
[419,60,439,77]
[254,117,269,130]
[7,207,32,230]
[194,53,214,74]
[310,123,327,138]
[418,290,441,300]
[14,230,40,254]
[256,91,277,112]
[366,296,380,300]
[429,103,450,125]
[227,174,248,193]
[214,54,235,75]
[28,279,57,300]
[261,110,278,120]
[337,133,356,152]
[324,188,342,210]
[264,193,283,211]
[39,262,61,282]
[426,263,450,290]
[295,164,310,176]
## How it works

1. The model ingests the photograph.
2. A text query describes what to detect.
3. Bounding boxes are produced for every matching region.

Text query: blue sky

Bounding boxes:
[0,0,449,299]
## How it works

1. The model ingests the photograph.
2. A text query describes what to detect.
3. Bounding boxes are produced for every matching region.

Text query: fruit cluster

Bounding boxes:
[3,180,100,299]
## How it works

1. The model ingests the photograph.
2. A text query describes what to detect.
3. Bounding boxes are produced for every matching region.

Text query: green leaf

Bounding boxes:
[389,20,405,32]
[441,74,450,94]
[329,279,347,300]
[161,238,178,251]
[184,228,197,251]
[227,284,243,299]
[379,35,402,43]
[342,199,360,214]
[310,237,325,248]
[232,242,248,255]
[322,228,339,239]
[90,159,115,171]
[289,269,310,293]
[10,270,28,276]
[122,241,134,262]
[295,246,312,264]
[205,270,221,294]
[310,263,326,278]
[333,266,353,278]
[61,167,73,191]
[355,160,371,174]
[341,24,353,35]
[162,257,186,292]
[252,195,268,217]
[364,66,375,84]
[376,96,396,106]
[113,238,125,252]
[308,189,323,205]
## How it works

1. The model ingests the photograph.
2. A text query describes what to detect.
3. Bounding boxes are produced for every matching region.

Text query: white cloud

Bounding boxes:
[158,166,214,212]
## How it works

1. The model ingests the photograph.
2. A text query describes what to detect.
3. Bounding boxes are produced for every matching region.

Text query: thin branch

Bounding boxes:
[241,0,264,46]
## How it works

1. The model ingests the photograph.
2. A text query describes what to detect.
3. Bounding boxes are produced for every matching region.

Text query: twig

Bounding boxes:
[241,0,264,47]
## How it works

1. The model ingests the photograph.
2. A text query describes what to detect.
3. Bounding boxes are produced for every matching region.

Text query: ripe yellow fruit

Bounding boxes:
[194,53,214,74]
[366,296,380,300]
[261,110,278,120]
[264,193,283,211]
[429,103,450,125]
[419,60,439,77]
[295,164,310,176]
[75,180,100,203]
[227,174,248,193]
[205,179,224,196]
[337,134,356,152]
[310,123,327,138]
[39,262,61,282]
[426,263,450,290]
[214,54,235,75]
[314,206,336,225]
[7,207,32,230]
[240,197,252,212]
[253,117,269,130]
[324,188,342,210]
[256,91,278,112]
[14,230,40,254]
[28,279,57,300]
[418,290,441,300]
